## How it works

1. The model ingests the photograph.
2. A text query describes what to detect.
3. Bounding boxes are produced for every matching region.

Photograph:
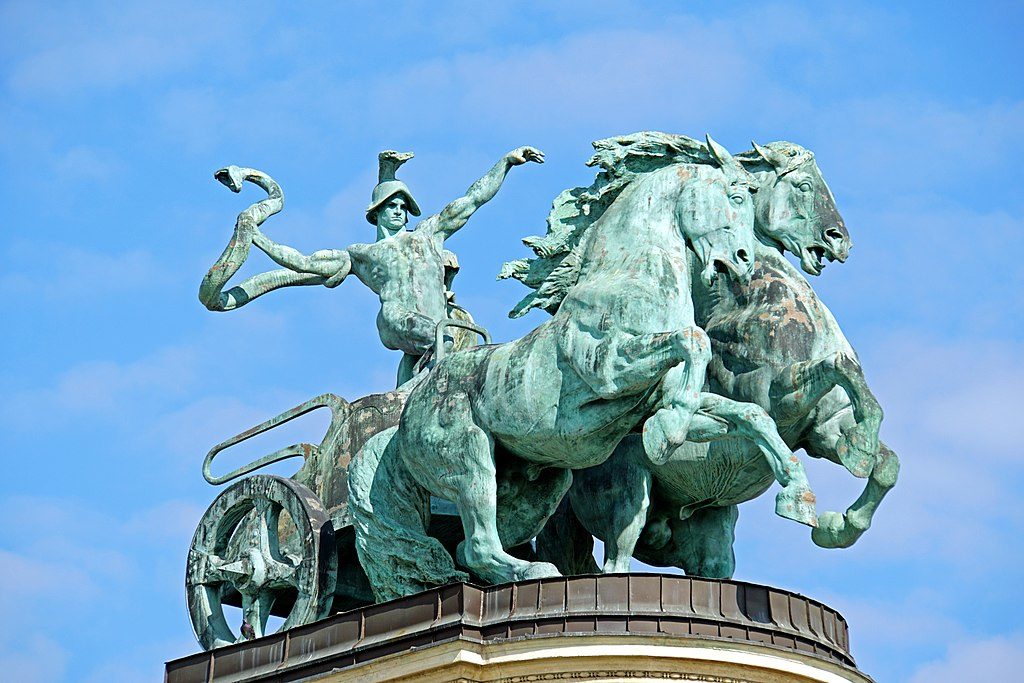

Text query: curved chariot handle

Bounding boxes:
[434,319,492,363]
[202,393,348,485]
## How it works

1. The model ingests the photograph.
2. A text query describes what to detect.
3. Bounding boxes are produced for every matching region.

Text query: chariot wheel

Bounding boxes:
[186,475,337,649]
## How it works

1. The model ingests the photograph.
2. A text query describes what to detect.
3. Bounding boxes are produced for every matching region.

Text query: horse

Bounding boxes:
[540,136,899,578]
[349,136,819,601]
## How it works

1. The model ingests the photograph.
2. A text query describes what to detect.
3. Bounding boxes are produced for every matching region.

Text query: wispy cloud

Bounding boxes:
[0,241,173,301]
[0,634,67,683]
[4,2,253,97]
[909,633,1024,682]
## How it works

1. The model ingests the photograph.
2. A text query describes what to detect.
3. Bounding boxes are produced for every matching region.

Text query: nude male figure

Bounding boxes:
[200,147,544,385]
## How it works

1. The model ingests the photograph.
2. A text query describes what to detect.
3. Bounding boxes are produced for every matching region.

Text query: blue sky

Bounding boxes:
[1,1,1022,680]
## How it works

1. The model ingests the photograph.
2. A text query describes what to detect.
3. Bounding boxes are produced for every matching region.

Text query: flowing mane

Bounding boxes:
[498,132,718,318]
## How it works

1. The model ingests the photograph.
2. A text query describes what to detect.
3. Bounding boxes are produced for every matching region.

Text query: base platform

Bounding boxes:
[166,574,872,683]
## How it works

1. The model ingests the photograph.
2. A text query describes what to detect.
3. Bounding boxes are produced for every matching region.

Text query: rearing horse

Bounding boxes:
[539,136,897,578]
[349,136,817,600]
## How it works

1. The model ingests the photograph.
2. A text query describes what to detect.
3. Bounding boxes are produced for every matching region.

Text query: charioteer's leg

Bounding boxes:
[379,303,444,387]
[686,393,818,527]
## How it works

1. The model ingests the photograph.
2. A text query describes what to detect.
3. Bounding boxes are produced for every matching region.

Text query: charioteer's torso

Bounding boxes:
[199,146,544,385]
[347,227,448,355]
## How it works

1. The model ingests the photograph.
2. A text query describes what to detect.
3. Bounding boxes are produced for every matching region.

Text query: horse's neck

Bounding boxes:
[578,174,687,279]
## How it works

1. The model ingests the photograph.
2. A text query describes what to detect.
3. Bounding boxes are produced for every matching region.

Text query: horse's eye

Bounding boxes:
[730,193,745,205]
[798,182,812,192]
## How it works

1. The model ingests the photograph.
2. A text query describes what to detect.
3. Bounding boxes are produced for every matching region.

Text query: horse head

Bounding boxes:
[743,141,850,276]
[681,135,758,288]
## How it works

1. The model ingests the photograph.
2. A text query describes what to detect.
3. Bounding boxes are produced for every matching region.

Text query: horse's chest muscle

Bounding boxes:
[706,265,823,365]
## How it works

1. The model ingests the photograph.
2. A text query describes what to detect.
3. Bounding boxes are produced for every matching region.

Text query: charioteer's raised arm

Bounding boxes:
[432,147,544,239]
[198,166,350,312]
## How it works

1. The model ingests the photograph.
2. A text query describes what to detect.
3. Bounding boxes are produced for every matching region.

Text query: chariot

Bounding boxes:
[185,321,487,650]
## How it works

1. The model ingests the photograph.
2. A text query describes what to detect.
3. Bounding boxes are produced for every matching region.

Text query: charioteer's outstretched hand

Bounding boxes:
[507,146,545,166]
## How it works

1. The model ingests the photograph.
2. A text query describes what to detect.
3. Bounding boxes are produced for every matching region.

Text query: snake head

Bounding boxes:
[214,165,246,193]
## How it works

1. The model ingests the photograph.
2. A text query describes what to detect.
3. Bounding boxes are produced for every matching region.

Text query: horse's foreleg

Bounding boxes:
[812,441,900,548]
[687,394,818,528]
[640,328,712,465]
[569,327,706,399]
[769,354,849,423]
[535,497,600,576]
[495,455,573,550]
[775,352,882,477]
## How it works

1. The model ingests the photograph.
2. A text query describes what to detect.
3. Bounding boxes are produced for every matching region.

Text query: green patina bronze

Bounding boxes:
[199,146,543,386]
[347,135,830,602]
[531,135,898,578]
[185,132,896,648]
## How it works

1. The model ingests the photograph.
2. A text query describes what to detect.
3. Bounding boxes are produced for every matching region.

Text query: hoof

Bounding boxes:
[516,561,561,580]
[775,485,818,527]
[811,511,864,549]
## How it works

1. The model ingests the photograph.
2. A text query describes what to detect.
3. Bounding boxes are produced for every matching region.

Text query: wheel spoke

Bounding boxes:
[239,591,275,641]
[254,498,281,560]
[189,550,233,586]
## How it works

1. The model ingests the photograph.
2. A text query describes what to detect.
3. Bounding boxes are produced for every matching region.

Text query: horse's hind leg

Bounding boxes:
[403,391,559,584]
[535,497,600,575]
[688,393,817,527]
[670,505,739,579]
[812,441,900,549]
[570,434,653,573]
[495,453,572,551]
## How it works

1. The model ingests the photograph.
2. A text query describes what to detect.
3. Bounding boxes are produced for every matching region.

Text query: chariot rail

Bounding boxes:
[202,393,349,485]
[434,318,491,363]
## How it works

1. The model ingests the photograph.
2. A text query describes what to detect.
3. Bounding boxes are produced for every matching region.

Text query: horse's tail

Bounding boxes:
[199,166,285,311]
[348,426,468,601]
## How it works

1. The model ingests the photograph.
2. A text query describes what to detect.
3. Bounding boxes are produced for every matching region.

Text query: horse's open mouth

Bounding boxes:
[799,245,828,275]
[706,257,751,285]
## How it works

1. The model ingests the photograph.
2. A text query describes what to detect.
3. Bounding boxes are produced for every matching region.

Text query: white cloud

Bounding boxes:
[123,499,205,543]
[0,550,97,608]
[909,633,1024,683]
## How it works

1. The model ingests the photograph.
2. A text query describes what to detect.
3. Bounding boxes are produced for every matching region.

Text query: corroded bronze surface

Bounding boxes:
[166,575,859,683]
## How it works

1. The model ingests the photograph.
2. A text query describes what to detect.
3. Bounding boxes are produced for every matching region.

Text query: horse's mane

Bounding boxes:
[498,132,717,319]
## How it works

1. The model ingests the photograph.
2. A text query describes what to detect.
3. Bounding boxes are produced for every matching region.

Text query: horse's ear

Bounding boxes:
[706,134,734,168]
[752,140,786,170]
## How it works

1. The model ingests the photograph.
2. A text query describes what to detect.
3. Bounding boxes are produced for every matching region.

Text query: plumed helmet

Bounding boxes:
[365,150,422,224]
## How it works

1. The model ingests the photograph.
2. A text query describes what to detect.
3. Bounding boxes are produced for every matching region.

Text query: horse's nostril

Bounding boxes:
[737,249,749,263]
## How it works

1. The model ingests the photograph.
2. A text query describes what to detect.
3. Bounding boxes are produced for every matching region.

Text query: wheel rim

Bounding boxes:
[186,475,336,649]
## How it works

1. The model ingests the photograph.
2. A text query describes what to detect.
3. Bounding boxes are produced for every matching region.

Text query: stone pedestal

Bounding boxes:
[166,574,873,683]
